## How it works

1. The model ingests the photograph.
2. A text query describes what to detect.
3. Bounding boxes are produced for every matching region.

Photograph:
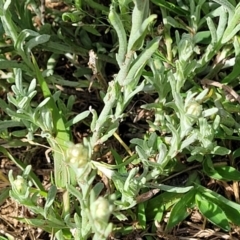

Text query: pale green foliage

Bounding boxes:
[1,0,240,239]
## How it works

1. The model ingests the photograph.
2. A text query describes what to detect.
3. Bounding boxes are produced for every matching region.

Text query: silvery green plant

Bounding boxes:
[0,0,91,192]
[0,1,111,238]
[94,160,148,210]
[9,166,66,233]
[9,161,113,240]
[128,0,240,231]
[83,0,163,213]
[88,0,240,218]
[5,69,52,139]
[136,0,240,164]
[0,0,160,237]
[2,0,240,237]
[90,0,160,146]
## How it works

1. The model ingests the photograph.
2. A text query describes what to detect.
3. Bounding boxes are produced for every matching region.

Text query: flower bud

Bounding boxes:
[13,176,27,195]
[66,143,89,168]
[91,197,111,222]
[186,101,202,117]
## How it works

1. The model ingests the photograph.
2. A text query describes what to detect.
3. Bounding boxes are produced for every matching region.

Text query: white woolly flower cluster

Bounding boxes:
[66,143,89,168]
[13,176,27,195]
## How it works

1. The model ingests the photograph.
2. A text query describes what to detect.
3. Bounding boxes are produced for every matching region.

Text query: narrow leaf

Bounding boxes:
[44,185,58,217]
[195,193,230,231]
[196,184,240,211]
[151,0,188,16]
[109,5,127,66]
[123,37,160,86]
[146,192,183,221]
[214,165,240,181]
[65,110,90,128]
[201,191,240,226]
[137,202,146,229]
[166,190,196,230]
[25,34,50,51]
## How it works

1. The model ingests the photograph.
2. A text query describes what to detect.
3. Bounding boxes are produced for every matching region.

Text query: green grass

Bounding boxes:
[1,0,240,239]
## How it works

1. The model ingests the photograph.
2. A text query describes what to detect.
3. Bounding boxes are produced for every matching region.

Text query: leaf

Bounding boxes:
[91,182,104,200]
[98,121,119,143]
[202,108,218,117]
[0,60,30,72]
[62,12,82,22]
[233,148,240,159]
[211,146,230,155]
[82,25,101,36]
[128,14,157,51]
[216,6,228,40]
[111,149,127,174]
[135,146,149,165]
[36,97,51,109]
[221,4,240,43]
[0,120,24,129]
[86,0,109,13]
[112,211,128,221]
[201,191,240,226]
[166,123,180,159]
[197,184,240,211]
[0,188,10,206]
[220,125,234,136]
[122,37,160,86]
[73,213,82,238]
[195,193,230,231]
[54,230,65,240]
[212,0,235,14]
[137,202,146,229]
[222,53,240,84]
[214,166,240,181]
[156,184,193,193]
[156,143,168,165]
[129,0,149,47]
[44,185,58,218]
[207,17,218,43]
[222,23,240,44]
[0,0,18,43]
[32,55,71,188]
[145,192,183,221]
[19,217,66,232]
[67,184,83,203]
[65,110,90,128]
[193,31,211,44]
[25,34,50,52]
[203,158,225,180]
[109,5,127,66]
[165,16,188,30]
[151,0,188,16]
[124,80,145,104]
[15,29,39,54]
[166,189,196,230]
[180,132,198,150]
[147,132,158,149]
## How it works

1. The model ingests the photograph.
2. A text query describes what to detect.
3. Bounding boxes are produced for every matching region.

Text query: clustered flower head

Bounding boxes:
[13,176,28,195]
[66,143,89,168]
[185,100,202,118]
[91,197,112,222]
